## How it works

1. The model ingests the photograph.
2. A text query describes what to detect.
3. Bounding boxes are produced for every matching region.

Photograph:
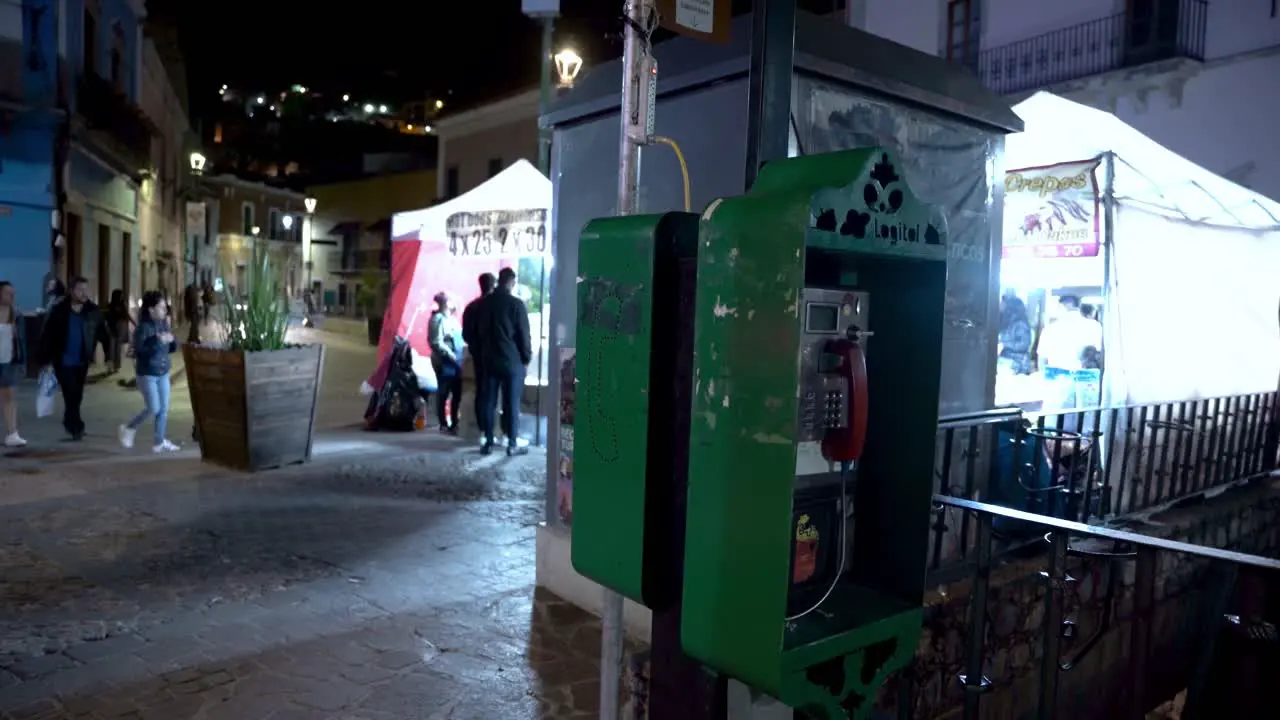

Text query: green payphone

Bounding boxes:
[571,148,949,719]
[680,148,948,718]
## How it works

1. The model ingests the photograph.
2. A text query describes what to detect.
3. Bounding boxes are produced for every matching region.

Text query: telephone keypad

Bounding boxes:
[824,390,846,428]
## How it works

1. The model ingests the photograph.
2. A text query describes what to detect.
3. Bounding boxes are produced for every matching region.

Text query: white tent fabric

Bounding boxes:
[390,158,552,239]
[1106,206,1280,406]
[1008,92,1280,230]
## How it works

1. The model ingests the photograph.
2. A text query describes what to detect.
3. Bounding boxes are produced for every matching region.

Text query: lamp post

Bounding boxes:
[303,196,316,289]
[187,152,208,290]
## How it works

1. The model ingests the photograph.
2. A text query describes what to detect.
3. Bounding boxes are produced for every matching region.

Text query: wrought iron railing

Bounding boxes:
[76,71,155,171]
[895,496,1280,720]
[928,392,1278,577]
[976,0,1209,95]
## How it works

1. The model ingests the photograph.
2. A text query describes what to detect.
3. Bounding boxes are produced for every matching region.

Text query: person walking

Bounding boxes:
[104,289,133,375]
[39,277,110,441]
[462,273,496,440]
[0,281,28,447]
[119,291,180,453]
[428,292,464,434]
[477,267,531,456]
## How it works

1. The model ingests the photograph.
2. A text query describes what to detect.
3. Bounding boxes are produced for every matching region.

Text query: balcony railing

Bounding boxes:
[75,71,155,172]
[927,391,1278,579]
[976,0,1209,95]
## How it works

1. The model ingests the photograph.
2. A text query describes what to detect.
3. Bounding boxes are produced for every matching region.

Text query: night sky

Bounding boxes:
[150,0,846,118]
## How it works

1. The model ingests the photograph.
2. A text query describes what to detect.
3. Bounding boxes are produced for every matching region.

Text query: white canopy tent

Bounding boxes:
[391,158,553,240]
[1006,92,1280,407]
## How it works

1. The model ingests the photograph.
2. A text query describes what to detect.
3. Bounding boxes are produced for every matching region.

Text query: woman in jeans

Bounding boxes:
[0,281,27,447]
[119,291,180,453]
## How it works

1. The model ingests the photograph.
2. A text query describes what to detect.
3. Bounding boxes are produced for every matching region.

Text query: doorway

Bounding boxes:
[121,232,132,301]
[65,213,83,284]
[97,224,111,304]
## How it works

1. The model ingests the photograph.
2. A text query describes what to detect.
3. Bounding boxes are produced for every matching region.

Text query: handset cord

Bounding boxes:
[652,136,691,212]
[785,459,854,622]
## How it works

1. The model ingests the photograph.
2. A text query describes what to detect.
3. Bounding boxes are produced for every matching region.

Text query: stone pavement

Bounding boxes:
[0,327,610,719]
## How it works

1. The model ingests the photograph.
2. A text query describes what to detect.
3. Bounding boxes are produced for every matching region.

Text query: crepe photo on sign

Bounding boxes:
[1002,159,1101,260]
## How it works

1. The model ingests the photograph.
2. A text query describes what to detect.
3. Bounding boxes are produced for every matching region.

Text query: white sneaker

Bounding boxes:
[152,439,180,453]
[3,432,26,448]
[119,425,136,449]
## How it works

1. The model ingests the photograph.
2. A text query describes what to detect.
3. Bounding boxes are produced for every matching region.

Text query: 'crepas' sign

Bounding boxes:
[1005,169,1091,196]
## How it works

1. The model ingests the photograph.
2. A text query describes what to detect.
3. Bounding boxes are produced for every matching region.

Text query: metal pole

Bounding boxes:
[743,0,797,190]
[533,13,555,448]
[599,4,651,716]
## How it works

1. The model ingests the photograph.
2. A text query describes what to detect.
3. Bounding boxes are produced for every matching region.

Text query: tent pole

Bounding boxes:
[1101,151,1116,408]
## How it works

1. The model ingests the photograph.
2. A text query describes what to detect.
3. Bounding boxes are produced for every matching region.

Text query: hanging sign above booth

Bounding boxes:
[445,208,549,258]
[1003,159,1101,259]
[655,0,731,44]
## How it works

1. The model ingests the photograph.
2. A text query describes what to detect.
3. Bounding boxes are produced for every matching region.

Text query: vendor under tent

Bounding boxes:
[377,159,554,439]
[998,92,1280,412]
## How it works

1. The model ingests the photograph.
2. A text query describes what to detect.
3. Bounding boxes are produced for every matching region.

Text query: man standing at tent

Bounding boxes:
[462,273,497,440]
[476,267,531,456]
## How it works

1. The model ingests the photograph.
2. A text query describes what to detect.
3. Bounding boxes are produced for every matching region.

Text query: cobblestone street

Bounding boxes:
[0,330,604,719]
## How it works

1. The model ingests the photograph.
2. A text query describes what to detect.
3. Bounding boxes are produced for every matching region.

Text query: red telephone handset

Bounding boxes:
[820,337,868,463]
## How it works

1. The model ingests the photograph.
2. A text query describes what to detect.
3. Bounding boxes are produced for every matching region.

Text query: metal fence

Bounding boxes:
[975,0,1209,95]
[928,391,1279,578]
[900,495,1280,720]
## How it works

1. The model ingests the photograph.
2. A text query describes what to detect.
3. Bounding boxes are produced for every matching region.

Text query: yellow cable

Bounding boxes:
[653,136,691,212]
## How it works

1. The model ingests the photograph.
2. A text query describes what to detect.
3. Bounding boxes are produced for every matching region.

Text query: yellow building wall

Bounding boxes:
[307,169,438,227]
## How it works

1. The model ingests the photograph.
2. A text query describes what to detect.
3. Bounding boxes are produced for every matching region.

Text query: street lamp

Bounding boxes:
[281,214,294,231]
[251,225,260,237]
[189,151,206,174]
[554,48,583,88]
[302,198,317,289]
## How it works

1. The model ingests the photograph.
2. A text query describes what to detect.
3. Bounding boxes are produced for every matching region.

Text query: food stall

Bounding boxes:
[382,160,554,440]
[998,92,1280,412]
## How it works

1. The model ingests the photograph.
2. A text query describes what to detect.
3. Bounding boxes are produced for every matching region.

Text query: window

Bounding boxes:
[946,0,982,70]
[445,165,459,198]
[488,157,504,178]
[268,208,282,240]
[241,202,255,235]
[110,24,124,90]
[82,9,97,75]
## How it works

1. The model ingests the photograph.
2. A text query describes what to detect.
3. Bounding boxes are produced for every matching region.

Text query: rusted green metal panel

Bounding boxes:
[681,148,949,718]
[571,213,698,608]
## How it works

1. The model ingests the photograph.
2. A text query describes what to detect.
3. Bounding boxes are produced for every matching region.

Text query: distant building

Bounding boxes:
[307,168,438,313]
[194,174,315,299]
[138,28,192,299]
[434,89,540,200]
[848,0,1280,201]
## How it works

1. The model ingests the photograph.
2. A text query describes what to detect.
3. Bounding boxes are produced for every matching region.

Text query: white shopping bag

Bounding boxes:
[36,366,58,418]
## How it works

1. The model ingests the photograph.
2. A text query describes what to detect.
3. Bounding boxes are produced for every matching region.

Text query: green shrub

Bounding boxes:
[220,246,290,352]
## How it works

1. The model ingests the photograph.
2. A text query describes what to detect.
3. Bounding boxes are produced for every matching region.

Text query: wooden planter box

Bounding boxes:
[184,344,325,472]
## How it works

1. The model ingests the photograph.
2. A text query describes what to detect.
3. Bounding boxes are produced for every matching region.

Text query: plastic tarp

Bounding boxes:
[794,76,1004,416]
[1105,205,1280,406]
[1008,92,1280,230]
[379,159,552,364]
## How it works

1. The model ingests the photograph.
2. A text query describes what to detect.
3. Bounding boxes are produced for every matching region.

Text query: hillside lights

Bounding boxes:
[554,48,583,87]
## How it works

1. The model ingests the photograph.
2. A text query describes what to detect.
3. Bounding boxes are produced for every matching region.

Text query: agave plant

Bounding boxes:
[220,245,291,352]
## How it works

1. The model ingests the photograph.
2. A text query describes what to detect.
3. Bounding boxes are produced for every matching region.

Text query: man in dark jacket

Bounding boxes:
[39,277,111,440]
[476,267,531,456]
[461,273,497,439]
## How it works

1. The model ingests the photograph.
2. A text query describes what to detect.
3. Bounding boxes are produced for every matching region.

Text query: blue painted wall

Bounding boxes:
[0,1,62,310]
